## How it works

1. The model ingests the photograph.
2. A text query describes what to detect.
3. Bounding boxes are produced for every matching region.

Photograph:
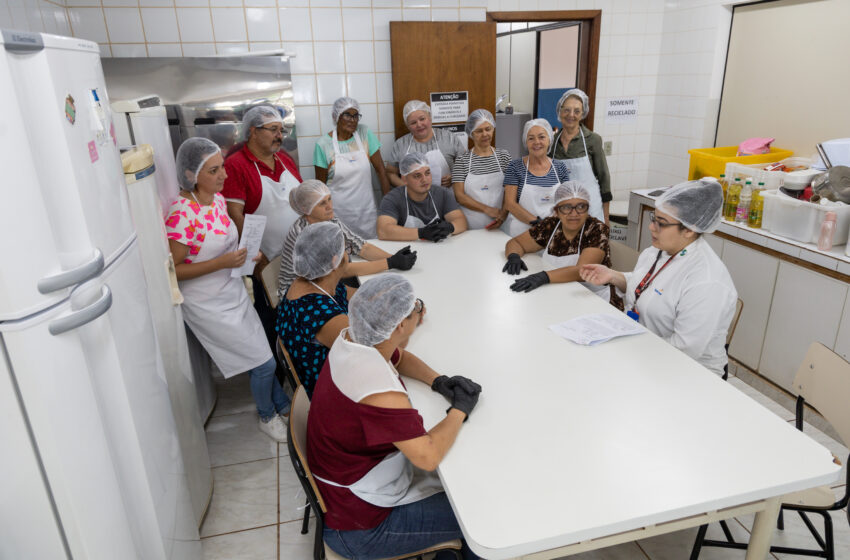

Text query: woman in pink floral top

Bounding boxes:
[164,137,290,442]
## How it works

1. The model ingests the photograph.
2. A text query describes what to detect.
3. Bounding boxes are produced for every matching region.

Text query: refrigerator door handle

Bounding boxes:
[37,249,104,294]
[48,286,113,336]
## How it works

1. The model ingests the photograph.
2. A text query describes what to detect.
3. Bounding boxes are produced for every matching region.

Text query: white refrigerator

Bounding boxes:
[0,29,201,560]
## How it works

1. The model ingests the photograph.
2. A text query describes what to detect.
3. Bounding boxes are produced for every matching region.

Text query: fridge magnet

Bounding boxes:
[88,140,99,163]
[64,94,76,125]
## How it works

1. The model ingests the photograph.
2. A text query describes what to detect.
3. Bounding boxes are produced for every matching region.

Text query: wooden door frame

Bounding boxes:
[487,10,602,129]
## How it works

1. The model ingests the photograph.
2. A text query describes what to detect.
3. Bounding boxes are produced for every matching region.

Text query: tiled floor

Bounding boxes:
[200,374,848,560]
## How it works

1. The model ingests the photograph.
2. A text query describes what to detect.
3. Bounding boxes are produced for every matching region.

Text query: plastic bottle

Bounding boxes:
[817,212,837,251]
[719,174,728,206]
[735,181,752,224]
[724,178,742,221]
[748,184,764,228]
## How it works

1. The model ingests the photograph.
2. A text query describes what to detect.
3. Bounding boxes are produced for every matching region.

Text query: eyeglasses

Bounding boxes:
[649,211,682,228]
[413,298,424,314]
[258,125,284,135]
[556,202,589,215]
[339,112,362,122]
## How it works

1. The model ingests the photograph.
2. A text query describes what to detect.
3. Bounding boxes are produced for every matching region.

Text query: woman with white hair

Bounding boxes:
[276,180,417,299]
[313,97,390,238]
[385,99,468,188]
[580,179,738,375]
[502,118,570,237]
[307,274,482,559]
[550,88,611,224]
[502,181,622,307]
[166,137,290,442]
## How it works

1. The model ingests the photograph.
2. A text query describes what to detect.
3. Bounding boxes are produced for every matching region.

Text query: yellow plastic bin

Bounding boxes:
[687,146,793,180]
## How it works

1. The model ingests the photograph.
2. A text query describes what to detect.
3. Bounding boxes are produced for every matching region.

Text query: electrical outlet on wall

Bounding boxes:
[603,141,612,156]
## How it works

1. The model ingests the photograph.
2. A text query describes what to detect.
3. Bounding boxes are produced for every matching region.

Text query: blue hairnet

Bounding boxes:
[399,152,430,176]
[331,97,360,124]
[555,88,590,120]
[175,137,221,190]
[241,105,283,141]
[293,222,346,280]
[348,274,415,347]
[465,109,495,135]
[656,179,724,233]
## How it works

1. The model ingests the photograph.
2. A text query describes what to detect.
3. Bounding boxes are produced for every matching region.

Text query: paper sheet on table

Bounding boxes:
[549,313,646,346]
[231,214,266,278]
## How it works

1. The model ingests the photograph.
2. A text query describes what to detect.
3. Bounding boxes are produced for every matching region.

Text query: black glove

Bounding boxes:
[510,271,550,293]
[431,375,482,401]
[529,216,543,227]
[436,220,455,236]
[449,384,480,420]
[502,253,528,275]
[387,246,417,270]
[428,220,454,243]
[418,221,445,242]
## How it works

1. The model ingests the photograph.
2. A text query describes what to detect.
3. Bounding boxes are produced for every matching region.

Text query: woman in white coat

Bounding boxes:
[580,179,738,375]
[451,109,511,230]
[501,182,622,309]
[165,138,290,442]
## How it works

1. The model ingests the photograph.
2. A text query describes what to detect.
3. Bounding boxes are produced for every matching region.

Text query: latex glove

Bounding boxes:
[387,246,417,270]
[436,220,455,236]
[502,253,528,275]
[431,375,482,401]
[418,222,445,242]
[449,384,480,421]
[510,271,550,293]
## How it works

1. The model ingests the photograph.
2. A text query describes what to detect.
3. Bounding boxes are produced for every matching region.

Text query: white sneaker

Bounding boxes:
[258,415,287,442]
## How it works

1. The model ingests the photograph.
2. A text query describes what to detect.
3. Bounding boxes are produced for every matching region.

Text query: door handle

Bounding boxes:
[37,249,105,294]
[48,286,112,336]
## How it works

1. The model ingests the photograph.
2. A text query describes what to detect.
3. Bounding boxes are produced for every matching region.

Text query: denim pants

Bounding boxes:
[248,357,290,421]
[323,492,479,560]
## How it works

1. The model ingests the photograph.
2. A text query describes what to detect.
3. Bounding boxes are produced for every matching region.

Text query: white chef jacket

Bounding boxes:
[623,237,737,375]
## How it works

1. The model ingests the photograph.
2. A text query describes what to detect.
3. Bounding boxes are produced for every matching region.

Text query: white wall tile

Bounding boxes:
[142,8,181,43]
[314,41,345,73]
[346,73,375,103]
[379,131,395,150]
[458,8,485,21]
[279,7,311,41]
[278,0,309,5]
[342,0,371,6]
[358,102,378,132]
[373,0,401,6]
[245,0,276,6]
[249,42,282,52]
[402,8,427,20]
[99,43,113,57]
[317,73,346,104]
[311,8,343,41]
[318,106,334,135]
[182,42,216,55]
[373,40,392,72]
[292,74,318,105]
[404,0,430,6]
[376,72,393,103]
[110,44,149,56]
[294,105,321,136]
[283,41,314,73]
[139,0,176,5]
[344,41,374,73]
[311,0,340,6]
[372,8,400,41]
[175,0,208,6]
[147,43,183,55]
[216,42,248,54]
[377,102,395,134]
[176,8,213,42]
[341,8,372,40]
[431,8,458,20]
[246,8,279,42]
[212,8,246,42]
[68,8,108,43]
[210,0,242,6]
[103,0,140,7]
[299,166,316,180]
[296,136,318,167]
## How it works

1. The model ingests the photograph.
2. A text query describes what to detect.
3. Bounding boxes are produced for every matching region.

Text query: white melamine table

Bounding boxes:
[368,230,840,560]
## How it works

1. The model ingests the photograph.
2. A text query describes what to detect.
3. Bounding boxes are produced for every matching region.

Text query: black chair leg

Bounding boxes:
[689,524,708,560]
[822,511,834,560]
[719,519,735,542]
[301,501,311,534]
[777,508,784,530]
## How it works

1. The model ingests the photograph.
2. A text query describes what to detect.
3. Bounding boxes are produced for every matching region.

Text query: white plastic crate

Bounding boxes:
[724,157,817,191]
[761,189,850,245]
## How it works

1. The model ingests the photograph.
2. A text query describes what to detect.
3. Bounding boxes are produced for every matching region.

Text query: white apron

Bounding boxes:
[403,188,440,229]
[461,149,505,230]
[329,130,378,239]
[253,157,300,258]
[555,130,604,222]
[406,138,450,188]
[504,158,564,237]
[542,221,611,302]
[315,330,443,507]
[178,197,272,378]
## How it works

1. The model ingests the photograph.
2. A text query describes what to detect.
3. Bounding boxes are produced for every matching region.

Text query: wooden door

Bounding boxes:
[390,22,496,138]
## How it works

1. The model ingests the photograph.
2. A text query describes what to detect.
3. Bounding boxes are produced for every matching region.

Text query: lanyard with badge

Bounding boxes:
[626,250,679,321]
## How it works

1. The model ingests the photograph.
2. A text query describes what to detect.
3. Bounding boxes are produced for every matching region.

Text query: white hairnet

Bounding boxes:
[293,222,346,280]
[331,97,360,124]
[403,99,430,122]
[399,152,430,176]
[290,179,331,216]
[656,178,724,234]
[175,137,221,190]
[555,88,590,120]
[241,105,283,141]
[465,108,495,135]
[553,181,591,206]
[348,274,415,347]
[523,118,554,146]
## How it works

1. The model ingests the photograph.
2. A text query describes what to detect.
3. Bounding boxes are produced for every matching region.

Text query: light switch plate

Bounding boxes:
[603,141,613,156]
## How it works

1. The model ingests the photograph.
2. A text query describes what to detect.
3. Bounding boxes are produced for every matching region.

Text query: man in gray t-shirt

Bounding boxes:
[378,152,468,243]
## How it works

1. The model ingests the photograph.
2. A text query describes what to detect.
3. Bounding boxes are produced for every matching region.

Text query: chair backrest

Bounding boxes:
[261,255,282,309]
[287,386,327,514]
[726,298,744,346]
[276,337,303,389]
[609,240,639,272]
[792,342,850,448]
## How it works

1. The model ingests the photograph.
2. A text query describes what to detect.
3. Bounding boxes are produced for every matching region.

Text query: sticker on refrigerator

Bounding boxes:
[89,88,110,145]
[88,140,99,163]
[64,95,76,124]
